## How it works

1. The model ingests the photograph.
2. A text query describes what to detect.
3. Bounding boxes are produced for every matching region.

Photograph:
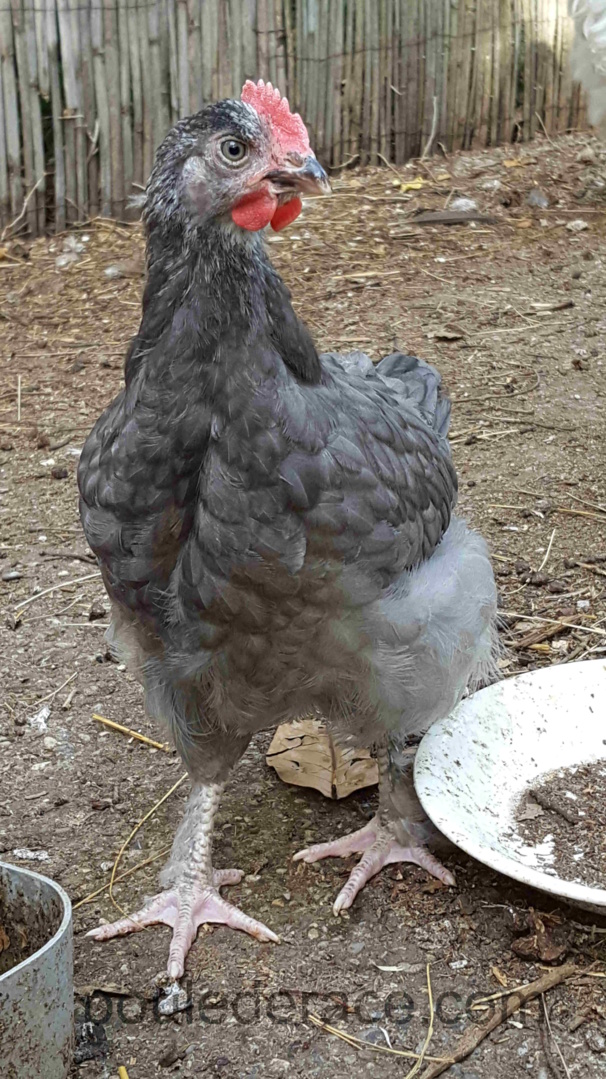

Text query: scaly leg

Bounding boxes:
[88,783,278,979]
[294,740,454,914]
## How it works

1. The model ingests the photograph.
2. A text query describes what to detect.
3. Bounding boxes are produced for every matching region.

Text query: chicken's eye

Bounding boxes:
[220,138,248,165]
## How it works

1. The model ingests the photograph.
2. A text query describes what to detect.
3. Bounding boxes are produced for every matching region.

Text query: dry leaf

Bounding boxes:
[435,172,451,181]
[427,326,464,341]
[0,925,10,953]
[266,718,378,799]
[503,159,528,168]
[400,177,425,192]
[517,800,544,822]
[516,219,533,229]
[492,965,508,987]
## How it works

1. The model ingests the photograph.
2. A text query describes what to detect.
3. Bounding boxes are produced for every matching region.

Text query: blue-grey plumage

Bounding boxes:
[78,90,497,979]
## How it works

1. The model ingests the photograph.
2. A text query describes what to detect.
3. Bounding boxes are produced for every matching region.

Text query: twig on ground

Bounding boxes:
[419,964,577,1079]
[108,774,187,916]
[36,671,77,705]
[73,845,172,909]
[538,528,557,573]
[405,964,435,1078]
[13,571,102,610]
[541,995,572,1079]
[92,713,172,753]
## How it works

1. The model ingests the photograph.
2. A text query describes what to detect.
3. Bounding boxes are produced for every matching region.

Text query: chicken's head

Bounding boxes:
[144,80,330,236]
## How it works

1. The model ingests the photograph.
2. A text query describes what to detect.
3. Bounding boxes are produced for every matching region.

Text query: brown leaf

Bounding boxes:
[511,910,572,964]
[0,925,10,953]
[266,718,378,799]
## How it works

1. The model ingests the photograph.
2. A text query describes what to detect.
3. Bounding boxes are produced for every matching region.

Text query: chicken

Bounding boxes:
[570,0,606,138]
[78,80,497,981]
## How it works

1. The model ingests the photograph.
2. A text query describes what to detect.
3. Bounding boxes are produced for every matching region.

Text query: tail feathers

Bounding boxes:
[376,352,451,437]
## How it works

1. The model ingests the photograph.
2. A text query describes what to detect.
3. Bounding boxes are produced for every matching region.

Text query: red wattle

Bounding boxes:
[270,196,303,232]
[231,190,278,231]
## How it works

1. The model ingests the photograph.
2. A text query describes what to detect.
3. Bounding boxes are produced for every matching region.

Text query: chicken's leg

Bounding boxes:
[294,739,454,913]
[88,782,278,979]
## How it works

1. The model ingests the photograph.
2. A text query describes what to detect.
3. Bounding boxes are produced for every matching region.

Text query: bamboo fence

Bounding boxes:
[0,0,587,235]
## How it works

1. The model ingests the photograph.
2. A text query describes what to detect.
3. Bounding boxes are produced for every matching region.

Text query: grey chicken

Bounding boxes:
[78,80,497,981]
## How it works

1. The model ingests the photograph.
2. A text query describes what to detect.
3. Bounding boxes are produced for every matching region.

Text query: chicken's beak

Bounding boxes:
[265,155,331,197]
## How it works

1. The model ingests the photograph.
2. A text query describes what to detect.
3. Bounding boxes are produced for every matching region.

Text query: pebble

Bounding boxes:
[43,736,58,750]
[576,146,598,165]
[586,1029,606,1053]
[567,219,589,233]
[360,1027,386,1046]
[450,196,478,213]
[526,188,549,208]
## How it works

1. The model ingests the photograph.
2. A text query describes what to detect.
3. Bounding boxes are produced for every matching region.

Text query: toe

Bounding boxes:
[87,894,176,941]
[202,893,280,943]
[293,819,379,863]
[213,867,244,887]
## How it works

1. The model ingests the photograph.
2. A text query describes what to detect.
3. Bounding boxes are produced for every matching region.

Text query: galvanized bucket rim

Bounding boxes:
[0,859,72,984]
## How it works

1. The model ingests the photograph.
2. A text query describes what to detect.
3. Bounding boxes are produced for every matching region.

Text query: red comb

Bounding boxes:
[241,79,310,156]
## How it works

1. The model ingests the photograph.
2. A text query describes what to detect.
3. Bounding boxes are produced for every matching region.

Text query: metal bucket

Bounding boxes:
[0,861,73,1078]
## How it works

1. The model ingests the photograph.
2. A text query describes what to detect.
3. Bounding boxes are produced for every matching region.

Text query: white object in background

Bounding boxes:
[415,660,606,912]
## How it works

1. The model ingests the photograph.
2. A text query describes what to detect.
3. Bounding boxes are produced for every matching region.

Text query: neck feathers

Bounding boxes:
[125,224,321,386]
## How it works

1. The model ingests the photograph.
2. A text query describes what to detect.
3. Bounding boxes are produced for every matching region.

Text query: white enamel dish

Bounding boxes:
[414,660,606,912]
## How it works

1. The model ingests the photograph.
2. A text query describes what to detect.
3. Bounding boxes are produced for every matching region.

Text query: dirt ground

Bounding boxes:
[1,132,606,1079]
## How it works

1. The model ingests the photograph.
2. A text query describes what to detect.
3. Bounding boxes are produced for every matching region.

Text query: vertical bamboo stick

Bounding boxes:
[79,2,98,217]
[217,0,230,97]
[341,0,354,160]
[137,0,153,179]
[103,0,123,215]
[0,5,23,215]
[177,0,189,114]
[229,0,243,98]
[274,0,286,93]
[257,0,270,81]
[56,0,77,222]
[188,0,203,109]
[117,0,133,202]
[91,0,111,216]
[24,0,45,232]
[46,0,65,228]
[148,1,168,147]
[283,0,295,101]
[242,0,257,84]
[0,47,9,227]
[127,0,143,188]
[11,0,36,232]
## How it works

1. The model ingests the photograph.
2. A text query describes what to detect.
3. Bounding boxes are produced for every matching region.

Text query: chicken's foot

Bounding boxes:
[294,814,454,914]
[87,782,278,979]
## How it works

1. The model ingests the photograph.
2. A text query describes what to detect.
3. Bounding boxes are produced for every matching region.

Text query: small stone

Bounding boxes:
[576,146,598,165]
[88,600,107,621]
[566,219,590,233]
[51,466,68,480]
[360,1028,385,1046]
[525,188,549,208]
[450,196,478,213]
[515,560,531,575]
[43,736,58,750]
[2,569,22,581]
[0,440,14,451]
[586,1029,606,1053]
[307,927,319,940]
[547,580,566,593]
